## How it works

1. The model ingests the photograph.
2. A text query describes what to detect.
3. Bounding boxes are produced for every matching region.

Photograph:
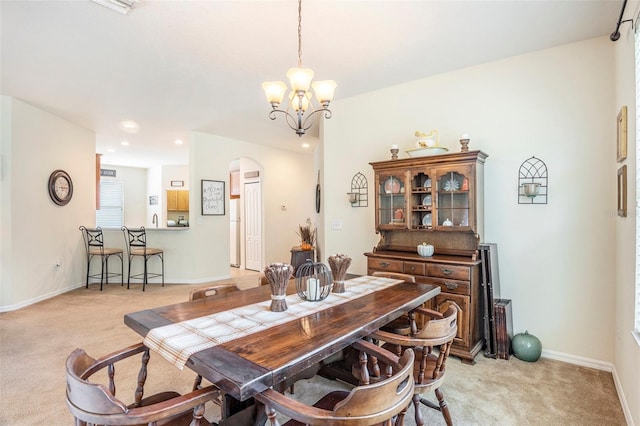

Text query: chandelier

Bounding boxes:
[262,0,337,137]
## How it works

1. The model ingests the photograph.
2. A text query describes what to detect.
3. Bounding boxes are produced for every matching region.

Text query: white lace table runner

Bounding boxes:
[143,276,400,369]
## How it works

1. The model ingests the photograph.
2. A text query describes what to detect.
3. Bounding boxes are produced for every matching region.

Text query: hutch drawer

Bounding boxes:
[403,261,426,276]
[367,257,403,273]
[426,263,470,281]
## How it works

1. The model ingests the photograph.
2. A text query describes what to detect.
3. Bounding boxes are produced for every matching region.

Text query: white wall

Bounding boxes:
[0,97,95,310]
[322,37,616,365]
[191,132,316,275]
[613,2,640,423]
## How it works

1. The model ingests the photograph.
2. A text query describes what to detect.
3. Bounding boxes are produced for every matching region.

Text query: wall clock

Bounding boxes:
[48,169,73,206]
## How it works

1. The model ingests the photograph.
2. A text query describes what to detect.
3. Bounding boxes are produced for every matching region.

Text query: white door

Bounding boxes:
[244,181,262,271]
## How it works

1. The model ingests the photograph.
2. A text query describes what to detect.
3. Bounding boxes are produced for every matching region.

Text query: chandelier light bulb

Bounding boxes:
[312,80,337,104]
[286,67,314,93]
[262,81,287,106]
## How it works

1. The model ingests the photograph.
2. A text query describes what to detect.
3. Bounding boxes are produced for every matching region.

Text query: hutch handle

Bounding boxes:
[440,268,454,275]
[445,282,458,290]
[379,261,390,268]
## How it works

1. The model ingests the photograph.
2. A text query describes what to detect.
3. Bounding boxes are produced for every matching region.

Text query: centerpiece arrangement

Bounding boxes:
[328,254,352,293]
[264,263,294,312]
[297,219,316,251]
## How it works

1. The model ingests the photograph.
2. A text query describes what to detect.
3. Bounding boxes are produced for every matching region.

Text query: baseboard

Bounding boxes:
[0,282,84,313]
[542,349,633,425]
[611,364,635,426]
[0,275,234,312]
[541,348,612,371]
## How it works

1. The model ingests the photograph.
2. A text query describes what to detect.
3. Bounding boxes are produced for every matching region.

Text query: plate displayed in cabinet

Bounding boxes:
[423,178,432,189]
[422,213,432,226]
[384,177,401,194]
[444,179,460,191]
[422,194,432,205]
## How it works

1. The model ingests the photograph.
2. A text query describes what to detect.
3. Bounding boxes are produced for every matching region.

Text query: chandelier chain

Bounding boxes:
[297,0,302,68]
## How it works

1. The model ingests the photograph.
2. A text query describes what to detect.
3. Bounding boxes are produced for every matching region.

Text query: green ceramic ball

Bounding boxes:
[512,330,542,362]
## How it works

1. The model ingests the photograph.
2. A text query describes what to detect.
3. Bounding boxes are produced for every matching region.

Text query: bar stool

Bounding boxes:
[121,226,164,291]
[79,226,123,291]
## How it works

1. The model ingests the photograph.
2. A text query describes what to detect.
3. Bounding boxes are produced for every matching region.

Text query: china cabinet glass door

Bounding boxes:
[435,167,472,229]
[377,172,407,229]
[410,170,433,229]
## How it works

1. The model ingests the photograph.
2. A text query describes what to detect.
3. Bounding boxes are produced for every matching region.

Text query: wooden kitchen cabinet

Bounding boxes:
[167,190,189,212]
[366,150,488,364]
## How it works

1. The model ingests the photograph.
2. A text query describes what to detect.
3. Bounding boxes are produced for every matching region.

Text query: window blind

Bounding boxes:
[96,180,124,228]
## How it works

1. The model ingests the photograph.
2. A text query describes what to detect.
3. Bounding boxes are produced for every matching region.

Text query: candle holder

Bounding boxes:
[264,263,294,311]
[459,138,470,152]
[295,261,333,301]
[390,148,399,160]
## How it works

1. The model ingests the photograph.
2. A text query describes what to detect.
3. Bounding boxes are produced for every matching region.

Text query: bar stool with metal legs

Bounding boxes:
[79,226,123,291]
[121,226,164,291]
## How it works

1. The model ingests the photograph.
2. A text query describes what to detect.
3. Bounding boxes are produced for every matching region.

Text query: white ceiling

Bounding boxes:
[1,0,622,168]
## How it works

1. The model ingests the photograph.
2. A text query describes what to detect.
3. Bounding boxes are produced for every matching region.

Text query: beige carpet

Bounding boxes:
[0,274,627,425]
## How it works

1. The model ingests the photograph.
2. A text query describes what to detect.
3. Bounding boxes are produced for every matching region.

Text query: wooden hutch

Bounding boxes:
[365,150,488,364]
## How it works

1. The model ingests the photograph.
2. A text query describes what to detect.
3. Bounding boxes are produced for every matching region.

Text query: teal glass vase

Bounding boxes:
[512,330,542,362]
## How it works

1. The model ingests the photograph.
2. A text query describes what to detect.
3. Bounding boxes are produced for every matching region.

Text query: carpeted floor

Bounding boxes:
[0,272,627,425]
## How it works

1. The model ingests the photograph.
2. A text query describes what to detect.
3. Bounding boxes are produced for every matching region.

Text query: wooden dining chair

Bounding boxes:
[79,226,123,291]
[189,283,240,301]
[367,305,458,426]
[65,342,219,426]
[188,283,240,397]
[121,226,164,291]
[256,339,415,426]
[372,271,417,336]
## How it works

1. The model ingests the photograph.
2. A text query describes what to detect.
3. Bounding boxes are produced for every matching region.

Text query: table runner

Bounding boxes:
[144,276,401,369]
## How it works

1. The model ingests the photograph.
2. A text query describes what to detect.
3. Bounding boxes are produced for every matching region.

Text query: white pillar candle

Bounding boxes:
[306,278,320,301]
[460,133,470,140]
[391,144,398,149]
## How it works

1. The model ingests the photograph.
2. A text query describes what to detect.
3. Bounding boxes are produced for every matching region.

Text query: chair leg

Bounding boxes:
[435,388,453,426]
[100,256,105,291]
[413,394,425,426]
[104,255,109,286]
[119,253,124,286]
[143,255,148,292]
[127,255,132,289]
[161,253,164,287]
[85,257,90,289]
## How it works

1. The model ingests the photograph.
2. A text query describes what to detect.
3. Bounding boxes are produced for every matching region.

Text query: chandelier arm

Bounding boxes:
[268,109,307,136]
[300,107,333,129]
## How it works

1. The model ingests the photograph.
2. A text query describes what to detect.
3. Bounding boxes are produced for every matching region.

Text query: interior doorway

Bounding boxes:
[229,158,263,273]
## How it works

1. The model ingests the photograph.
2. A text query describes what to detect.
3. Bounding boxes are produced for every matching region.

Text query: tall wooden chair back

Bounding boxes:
[370,305,458,426]
[372,271,417,335]
[256,339,415,426]
[189,283,240,301]
[371,271,416,283]
[65,342,218,425]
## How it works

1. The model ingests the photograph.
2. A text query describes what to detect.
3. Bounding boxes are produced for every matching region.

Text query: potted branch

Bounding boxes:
[297,220,316,251]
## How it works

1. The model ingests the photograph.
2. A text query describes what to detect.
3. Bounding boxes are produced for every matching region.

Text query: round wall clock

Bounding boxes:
[48,169,73,206]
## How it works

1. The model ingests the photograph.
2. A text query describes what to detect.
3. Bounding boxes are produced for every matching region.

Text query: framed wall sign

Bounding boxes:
[201,180,225,215]
[171,180,184,187]
[617,165,627,217]
[617,106,627,163]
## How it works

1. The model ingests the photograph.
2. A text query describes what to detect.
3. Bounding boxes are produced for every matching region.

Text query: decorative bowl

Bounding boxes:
[406,147,448,158]
[417,244,434,257]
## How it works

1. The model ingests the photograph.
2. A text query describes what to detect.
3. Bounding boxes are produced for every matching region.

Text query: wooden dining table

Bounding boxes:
[124,276,440,423]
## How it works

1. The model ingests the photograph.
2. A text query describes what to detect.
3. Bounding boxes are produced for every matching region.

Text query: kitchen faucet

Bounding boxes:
[152,213,158,228]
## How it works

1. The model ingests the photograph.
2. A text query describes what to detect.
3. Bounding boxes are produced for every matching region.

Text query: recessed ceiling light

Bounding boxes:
[120,141,130,146]
[174,139,183,145]
[107,148,116,153]
[302,143,310,148]
[120,120,139,133]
